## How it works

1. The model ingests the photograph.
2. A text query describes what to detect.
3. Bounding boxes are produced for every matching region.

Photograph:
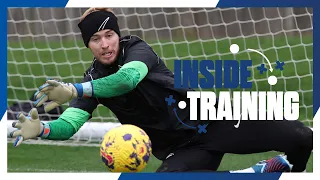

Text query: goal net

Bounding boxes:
[7,7,313,146]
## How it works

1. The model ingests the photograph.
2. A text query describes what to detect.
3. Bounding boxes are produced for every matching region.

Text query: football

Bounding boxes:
[100,124,152,172]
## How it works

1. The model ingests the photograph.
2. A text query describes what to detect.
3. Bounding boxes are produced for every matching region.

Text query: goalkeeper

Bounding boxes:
[9,8,312,173]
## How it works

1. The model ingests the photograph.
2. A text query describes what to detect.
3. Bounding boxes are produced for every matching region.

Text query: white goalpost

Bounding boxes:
[7,8,313,146]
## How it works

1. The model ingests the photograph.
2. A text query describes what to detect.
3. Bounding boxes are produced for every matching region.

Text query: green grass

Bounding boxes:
[7,143,313,172]
[7,35,313,124]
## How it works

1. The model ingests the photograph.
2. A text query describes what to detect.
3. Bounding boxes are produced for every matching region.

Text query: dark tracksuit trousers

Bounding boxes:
[156,119,313,172]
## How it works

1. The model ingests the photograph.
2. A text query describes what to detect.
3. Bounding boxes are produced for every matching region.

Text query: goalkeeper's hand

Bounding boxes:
[33,79,78,112]
[8,108,45,147]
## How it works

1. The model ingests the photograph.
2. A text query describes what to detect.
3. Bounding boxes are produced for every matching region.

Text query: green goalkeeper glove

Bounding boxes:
[33,79,80,112]
[9,108,50,147]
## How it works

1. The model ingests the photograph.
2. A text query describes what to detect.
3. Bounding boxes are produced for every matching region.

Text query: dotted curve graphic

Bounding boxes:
[165,95,208,134]
[231,44,286,86]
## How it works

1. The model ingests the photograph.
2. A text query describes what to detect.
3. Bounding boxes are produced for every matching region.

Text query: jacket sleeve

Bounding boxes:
[88,61,148,98]
[72,40,158,99]
[43,74,99,140]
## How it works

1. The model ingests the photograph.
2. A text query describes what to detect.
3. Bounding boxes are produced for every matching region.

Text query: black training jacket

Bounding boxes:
[69,35,200,160]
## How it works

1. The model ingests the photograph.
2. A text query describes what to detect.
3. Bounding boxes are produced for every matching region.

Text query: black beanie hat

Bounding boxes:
[78,10,121,48]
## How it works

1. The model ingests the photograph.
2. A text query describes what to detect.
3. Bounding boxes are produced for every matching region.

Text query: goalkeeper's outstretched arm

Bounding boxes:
[33,60,149,112]
[33,40,158,112]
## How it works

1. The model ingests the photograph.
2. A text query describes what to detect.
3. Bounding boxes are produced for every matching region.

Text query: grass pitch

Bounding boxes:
[7,143,313,172]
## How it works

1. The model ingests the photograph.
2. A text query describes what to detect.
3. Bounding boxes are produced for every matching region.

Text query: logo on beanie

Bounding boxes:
[98,17,110,31]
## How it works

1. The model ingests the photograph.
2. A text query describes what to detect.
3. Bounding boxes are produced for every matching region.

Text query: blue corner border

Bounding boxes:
[313,6,319,116]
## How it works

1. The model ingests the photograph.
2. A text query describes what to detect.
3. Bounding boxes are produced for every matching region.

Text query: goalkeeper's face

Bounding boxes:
[88,29,120,65]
